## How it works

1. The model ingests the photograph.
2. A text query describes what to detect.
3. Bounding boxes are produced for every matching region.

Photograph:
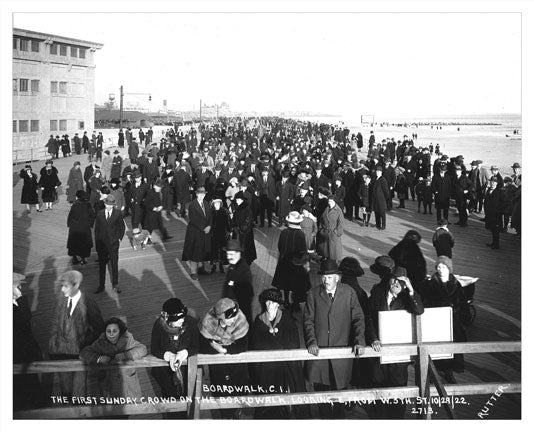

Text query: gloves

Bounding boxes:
[97,355,112,365]
[371,340,382,352]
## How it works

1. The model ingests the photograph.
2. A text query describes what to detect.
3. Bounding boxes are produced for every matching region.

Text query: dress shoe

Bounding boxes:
[113,285,122,293]
[197,267,209,275]
[94,287,105,294]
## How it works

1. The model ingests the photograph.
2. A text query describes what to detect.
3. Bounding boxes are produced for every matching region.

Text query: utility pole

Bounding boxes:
[119,85,124,129]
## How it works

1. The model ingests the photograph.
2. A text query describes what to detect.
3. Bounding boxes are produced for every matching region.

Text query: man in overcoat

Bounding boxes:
[484,176,505,249]
[257,167,277,227]
[372,166,389,230]
[431,165,452,223]
[304,259,365,419]
[275,170,295,226]
[94,195,125,293]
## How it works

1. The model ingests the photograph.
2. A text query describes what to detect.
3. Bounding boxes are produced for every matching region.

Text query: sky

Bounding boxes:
[12,11,521,117]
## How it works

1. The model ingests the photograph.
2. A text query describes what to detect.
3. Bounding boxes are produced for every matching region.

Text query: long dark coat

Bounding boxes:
[431,174,452,204]
[250,309,309,419]
[276,180,296,221]
[421,274,466,372]
[39,166,61,202]
[232,202,257,264]
[316,204,344,261]
[89,176,105,207]
[19,169,39,205]
[150,316,200,398]
[211,207,231,258]
[128,141,139,162]
[432,228,454,258]
[182,199,212,262]
[223,258,254,324]
[110,155,123,179]
[131,182,149,227]
[484,187,505,231]
[173,169,192,204]
[143,189,164,232]
[372,176,389,213]
[79,331,147,399]
[66,167,84,203]
[388,239,427,288]
[303,283,365,389]
[67,201,95,258]
[272,228,308,295]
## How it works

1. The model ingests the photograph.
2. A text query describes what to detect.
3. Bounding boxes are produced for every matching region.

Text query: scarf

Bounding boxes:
[200,309,249,346]
[259,309,282,335]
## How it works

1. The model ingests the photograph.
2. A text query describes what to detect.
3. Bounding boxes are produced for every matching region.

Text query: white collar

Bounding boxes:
[67,290,82,316]
[436,226,449,232]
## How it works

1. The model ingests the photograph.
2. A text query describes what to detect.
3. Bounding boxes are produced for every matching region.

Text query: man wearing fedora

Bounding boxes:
[304,259,365,419]
[222,239,254,324]
[511,162,521,187]
[94,195,125,293]
[372,166,389,230]
[468,160,490,213]
[367,266,424,419]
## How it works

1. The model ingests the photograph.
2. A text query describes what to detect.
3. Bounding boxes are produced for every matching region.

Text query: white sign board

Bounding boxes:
[379,307,453,364]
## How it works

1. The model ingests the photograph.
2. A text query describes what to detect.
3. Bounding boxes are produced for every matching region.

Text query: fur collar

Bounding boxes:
[200,309,249,345]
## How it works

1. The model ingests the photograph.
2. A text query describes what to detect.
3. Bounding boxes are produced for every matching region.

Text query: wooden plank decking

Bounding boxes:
[12,149,521,419]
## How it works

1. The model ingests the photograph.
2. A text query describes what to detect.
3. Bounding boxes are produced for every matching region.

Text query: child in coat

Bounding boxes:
[131,227,151,250]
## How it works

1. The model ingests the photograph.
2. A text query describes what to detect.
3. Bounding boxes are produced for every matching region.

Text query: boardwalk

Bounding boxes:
[12,149,521,419]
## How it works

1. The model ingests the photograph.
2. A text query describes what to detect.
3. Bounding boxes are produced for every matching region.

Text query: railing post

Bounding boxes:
[413,315,431,419]
[186,355,198,418]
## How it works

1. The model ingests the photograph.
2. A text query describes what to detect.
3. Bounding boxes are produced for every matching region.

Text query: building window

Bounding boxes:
[13,37,17,49]
[50,120,57,131]
[13,121,17,133]
[60,45,67,56]
[13,79,18,93]
[20,39,28,51]
[31,40,40,52]
[31,80,40,92]
[79,48,86,59]
[59,82,67,94]
[50,43,58,55]
[59,120,67,131]
[71,46,78,57]
[19,79,29,92]
[78,121,85,130]
[31,120,40,132]
[19,120,29,132]
[51,81,58,94]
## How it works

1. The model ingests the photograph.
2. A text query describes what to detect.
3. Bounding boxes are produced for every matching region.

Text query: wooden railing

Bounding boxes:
[14,340,521,420]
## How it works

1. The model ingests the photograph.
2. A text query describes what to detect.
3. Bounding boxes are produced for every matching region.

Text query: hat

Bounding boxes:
[103,195,116,205]
[75,190,88,201]
[375,165,383,172]
[161,298,188,322]
[440,155,448,161]
[318,259,341,275]
[439,164,447,171]
[229,177,238,184]
[339,257,364,277]
[225,239,243,252]
[132,228,141,235]
[154,179,163,188]
[240,179,249,187]
[234,190,246,201]
[212,197,223,205]
[109,177,120,185]
[214,298,239,319]
[133,171,142,179]
[476,160,483,165]
[286,211,304,224]
[24,164,32,170]
[470,160,477,166]
[490,165,499,170]
[511,163,521,169]
[370,255,395,276]
[391,266,407,279]
[437,218,448,226]
[13,272,26,286]
[259,288,283,305]
[436,256,453,273]
[196,186,207,194]
[489,175,499,182]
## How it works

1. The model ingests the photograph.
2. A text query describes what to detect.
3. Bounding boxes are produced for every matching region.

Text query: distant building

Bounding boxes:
[13,28,103,161]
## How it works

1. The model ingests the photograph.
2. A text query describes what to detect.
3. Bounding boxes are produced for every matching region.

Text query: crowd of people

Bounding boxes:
[14,116,521,419]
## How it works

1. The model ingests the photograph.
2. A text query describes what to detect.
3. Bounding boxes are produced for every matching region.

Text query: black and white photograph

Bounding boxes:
[5,0,532,425]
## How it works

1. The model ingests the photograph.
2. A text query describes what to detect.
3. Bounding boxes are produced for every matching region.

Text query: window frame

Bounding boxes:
[71,46,78,57]
[19,79,29,92]
[59,81,67,95]
[31,79,40,92]
[13,37,18,49]
[31,40,40,52]
[59,120,67,131]
[30,120,39,132]
[51,81,58,94]
[50,43,58,55]
[19,38,28,51]
[59,44,67,56]
[13,120,17,133]
[50,120,58,132]
[18,120,29,133]
[78,121,85,130]
[79,48,86,59]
